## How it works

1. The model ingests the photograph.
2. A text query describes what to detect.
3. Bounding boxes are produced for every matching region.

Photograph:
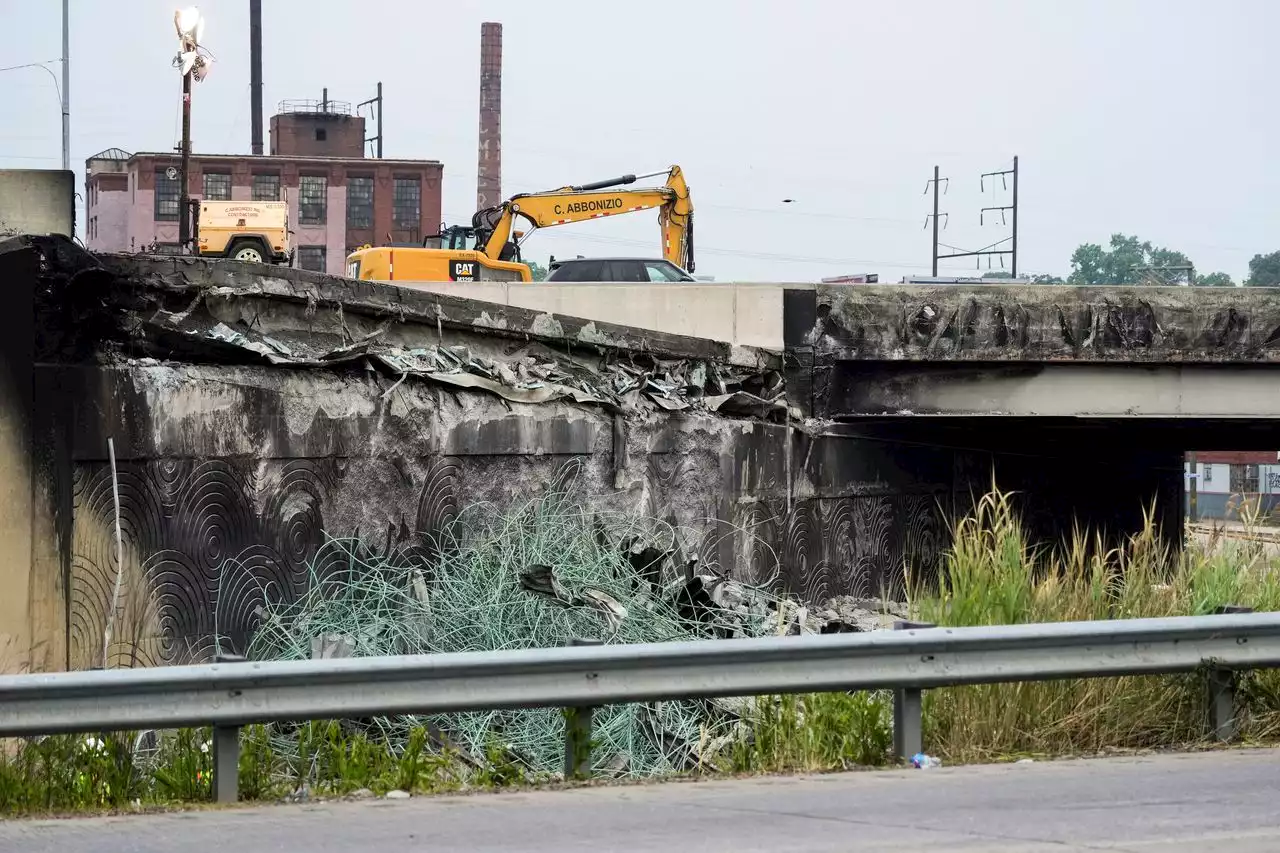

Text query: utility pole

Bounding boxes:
[174,8,207,253]
[932,155,1019,275]
[61,0,69,171]
[979,156,1017,276]
[924,166,948,276]
[931,165,939,277]
[1187,451,1199,523]
[1011,154,1018,277]
[178,67,193,250]
[358,82,383,158]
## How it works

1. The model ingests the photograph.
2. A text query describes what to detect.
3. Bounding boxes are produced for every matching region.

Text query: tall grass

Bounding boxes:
[725,487,1280,770]
[912,488,1280,763]
[721,691,893,774]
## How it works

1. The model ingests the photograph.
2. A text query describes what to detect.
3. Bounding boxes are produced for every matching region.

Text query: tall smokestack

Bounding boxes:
[476,22,502,210]
[249,0,263,155]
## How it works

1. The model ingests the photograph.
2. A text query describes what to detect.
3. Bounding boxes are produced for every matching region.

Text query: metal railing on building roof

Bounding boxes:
[277,98,353,116]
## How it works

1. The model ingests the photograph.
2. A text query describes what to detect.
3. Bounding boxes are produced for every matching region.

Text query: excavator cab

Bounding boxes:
[424,223,524,260]
[427,224,477,251]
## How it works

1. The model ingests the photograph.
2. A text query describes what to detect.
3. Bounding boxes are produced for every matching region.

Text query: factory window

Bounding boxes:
[154,169,180,220]
[347,176,374,228]
[1231,464,1260,494]
[203,171,231,201]
[392,177,420,230]
[297,245,327,272]
[252,173,280,201]
[315,128,327,142]
[299,175,327,225]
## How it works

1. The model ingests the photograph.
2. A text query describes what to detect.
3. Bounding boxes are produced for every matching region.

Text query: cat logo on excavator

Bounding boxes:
[450,261,477,282]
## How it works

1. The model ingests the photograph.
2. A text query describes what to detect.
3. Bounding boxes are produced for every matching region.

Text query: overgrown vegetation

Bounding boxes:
[912,488,1280,762]
[4,485,1278,814]
[0,723,492,814]
[722,691,894,774]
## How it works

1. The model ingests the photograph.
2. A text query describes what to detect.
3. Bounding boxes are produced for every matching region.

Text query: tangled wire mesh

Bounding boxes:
[224,462,786,779]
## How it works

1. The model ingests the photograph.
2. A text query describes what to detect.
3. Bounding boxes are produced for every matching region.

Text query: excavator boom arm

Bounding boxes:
[477,166,694,272]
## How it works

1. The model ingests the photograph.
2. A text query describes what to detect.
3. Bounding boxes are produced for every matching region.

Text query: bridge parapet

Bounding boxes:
[791,283,1280,363]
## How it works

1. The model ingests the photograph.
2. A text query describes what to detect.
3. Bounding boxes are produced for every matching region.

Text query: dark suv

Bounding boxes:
[545,257,696,282]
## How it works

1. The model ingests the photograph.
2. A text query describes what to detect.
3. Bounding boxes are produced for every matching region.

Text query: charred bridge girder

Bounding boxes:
[784,283,1280,551]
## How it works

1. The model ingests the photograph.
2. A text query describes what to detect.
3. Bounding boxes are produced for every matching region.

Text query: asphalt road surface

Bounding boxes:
[3,749,1278,852]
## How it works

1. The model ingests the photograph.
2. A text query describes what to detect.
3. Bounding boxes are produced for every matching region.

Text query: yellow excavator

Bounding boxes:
[344,166,693,283]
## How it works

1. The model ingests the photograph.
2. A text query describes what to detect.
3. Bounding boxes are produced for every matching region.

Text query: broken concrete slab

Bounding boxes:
[14,238,786,423]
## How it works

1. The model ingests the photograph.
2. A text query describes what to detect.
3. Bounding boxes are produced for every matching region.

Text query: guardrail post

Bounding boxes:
[563,638,601,781]
[212,724,240,803]
[1208,606,1252,742]
[892,620,934,761]
[212,652,245,803]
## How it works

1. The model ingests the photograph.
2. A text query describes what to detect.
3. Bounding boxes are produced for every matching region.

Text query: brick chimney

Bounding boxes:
[476,22,503,210]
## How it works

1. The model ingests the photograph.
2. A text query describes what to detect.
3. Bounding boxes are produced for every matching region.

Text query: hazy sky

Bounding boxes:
[2,0,1276,281]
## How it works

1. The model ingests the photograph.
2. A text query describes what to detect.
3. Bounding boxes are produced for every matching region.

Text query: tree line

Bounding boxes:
[981,234,1280,286]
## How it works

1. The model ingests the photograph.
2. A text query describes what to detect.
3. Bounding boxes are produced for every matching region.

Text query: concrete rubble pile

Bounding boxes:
[517,554,910,640]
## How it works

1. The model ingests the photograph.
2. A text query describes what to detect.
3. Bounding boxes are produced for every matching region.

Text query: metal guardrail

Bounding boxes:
[0,611,1275,803]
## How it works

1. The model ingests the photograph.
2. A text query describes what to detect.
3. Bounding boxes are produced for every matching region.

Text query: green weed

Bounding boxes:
[4,486,1278,812]
[722,691,893,773]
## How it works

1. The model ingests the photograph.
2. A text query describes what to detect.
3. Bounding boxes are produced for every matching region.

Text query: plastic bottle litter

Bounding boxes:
[911,752,942,769]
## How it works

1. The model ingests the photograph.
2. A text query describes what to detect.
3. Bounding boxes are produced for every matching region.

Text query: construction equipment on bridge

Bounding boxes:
[344,165,694,283]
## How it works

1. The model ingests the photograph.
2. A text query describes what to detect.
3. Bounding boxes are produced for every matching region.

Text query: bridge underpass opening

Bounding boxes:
[821,417,1280,552]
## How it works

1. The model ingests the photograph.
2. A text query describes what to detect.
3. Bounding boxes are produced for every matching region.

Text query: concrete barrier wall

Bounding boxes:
[402,280,798,351]
[0,239,66,675]
[0,170,75,237]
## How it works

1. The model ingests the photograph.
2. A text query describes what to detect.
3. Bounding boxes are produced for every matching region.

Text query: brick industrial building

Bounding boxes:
[84,100,442,276]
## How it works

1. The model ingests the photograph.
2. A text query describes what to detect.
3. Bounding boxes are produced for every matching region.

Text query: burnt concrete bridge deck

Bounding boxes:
[4,238,1277,675]
[789,282,1280,418]
[0,238,934,675]
[785,282,1280,555]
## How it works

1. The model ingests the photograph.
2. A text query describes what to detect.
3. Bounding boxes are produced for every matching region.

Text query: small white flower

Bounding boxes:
[200,740,210,754]
[82,735,102,752]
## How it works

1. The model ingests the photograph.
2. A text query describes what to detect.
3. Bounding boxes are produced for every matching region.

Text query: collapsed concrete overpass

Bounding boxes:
[5,238,1279,676]
[0,238,935,675]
